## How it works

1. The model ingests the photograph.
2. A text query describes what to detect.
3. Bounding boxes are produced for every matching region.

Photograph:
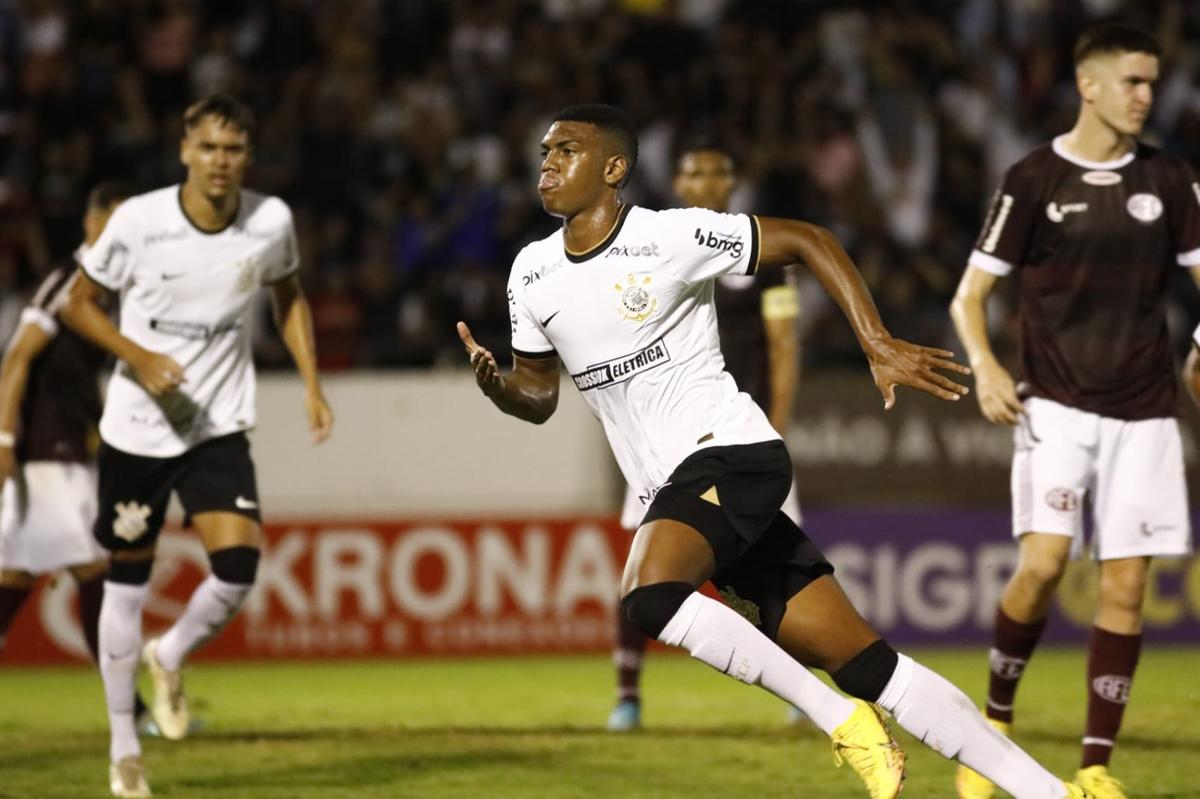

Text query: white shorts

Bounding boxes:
[1012,397,1192,561]
[620,478,802,532]
[0,462,105,573]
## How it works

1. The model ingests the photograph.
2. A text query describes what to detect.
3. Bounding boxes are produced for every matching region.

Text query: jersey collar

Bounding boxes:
[177,185,242,235]
[1051,135,1137,170]
[564,204,633,263]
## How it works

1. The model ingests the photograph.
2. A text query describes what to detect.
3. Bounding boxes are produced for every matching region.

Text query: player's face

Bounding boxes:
[673,151,736,212]
[1082,51,1158,137]
[180,115,251,200]
[538,121,622,217]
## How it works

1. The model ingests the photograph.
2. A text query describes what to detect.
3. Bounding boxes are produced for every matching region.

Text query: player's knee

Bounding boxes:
[208,546,260,585]
[107,558,153,585]
[831,639,899,702]
[1017,552,1068,589]
[621,581,695,639]
[1098,567,1147,613]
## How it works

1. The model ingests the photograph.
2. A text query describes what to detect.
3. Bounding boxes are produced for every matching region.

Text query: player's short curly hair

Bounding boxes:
[553,104,638,185]
[184,94,257,137]
[1073,24,1160,66]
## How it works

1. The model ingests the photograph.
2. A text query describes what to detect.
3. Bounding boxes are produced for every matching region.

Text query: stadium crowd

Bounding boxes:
[3,0,1199,370]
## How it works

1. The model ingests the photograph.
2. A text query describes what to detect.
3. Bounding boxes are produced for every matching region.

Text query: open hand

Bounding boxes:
[457,322,504,396]
[864,335,971,410]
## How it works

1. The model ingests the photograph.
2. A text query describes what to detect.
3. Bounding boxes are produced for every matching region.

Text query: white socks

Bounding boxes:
[658,592,855,734]
[155,576,252,672]
[877,654,1068,799]
[99,581,148,763]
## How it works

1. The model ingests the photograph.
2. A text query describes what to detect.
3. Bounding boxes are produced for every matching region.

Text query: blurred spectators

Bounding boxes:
[3,0,1200,370]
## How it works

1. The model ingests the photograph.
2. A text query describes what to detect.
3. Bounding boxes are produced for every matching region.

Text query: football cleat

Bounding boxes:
[1064,781,1096,798]
[142,637,190,741]
[606,698,642,732]
[955,715,1011,798]
[109,755,151,798]
[830,699,906,799]
[1075,765,1126,799]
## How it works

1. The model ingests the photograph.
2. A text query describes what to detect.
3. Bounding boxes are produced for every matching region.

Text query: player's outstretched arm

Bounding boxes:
[270,275,333,444]
[756,217,969,409]
[950,266,1022,425]
[60,270,184,396]
[0,321,53,484]
[457,322,559,424]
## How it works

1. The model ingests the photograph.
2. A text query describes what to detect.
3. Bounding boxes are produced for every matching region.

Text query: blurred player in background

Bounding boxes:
[462,103,1090,799]
[609,138,803,732]
[0,185,147,708]
[950,24,1197,799]
[61,95,333,798]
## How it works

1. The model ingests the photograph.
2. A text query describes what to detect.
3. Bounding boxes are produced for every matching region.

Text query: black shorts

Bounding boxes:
[94,433,261,551]
[641,441,833,637]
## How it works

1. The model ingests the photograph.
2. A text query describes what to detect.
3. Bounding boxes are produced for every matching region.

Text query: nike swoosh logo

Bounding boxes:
[161,272,186,281]
[235,496,258,510]
[540,311,560,327]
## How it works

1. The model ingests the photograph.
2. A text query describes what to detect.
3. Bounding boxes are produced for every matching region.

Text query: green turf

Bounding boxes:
[1,647,1197,798]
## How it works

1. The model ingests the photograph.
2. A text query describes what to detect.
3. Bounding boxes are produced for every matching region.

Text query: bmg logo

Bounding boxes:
[693,228,744,258]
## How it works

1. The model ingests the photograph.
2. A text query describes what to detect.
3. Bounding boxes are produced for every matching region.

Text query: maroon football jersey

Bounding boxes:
[714,267,787,412]
[16,264,107,463]
[969,138,1200,419]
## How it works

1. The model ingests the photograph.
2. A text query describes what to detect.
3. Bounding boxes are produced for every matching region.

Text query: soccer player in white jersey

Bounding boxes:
[459,104,1092,799]
[61,95,333,799]
[608,138,805,732]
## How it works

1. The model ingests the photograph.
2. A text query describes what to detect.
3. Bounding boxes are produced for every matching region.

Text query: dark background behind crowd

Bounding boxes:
[3,0,1200,373]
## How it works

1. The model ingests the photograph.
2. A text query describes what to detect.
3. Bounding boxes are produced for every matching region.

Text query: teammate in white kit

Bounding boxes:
[61,95,333,799]
[460,104,1092,799]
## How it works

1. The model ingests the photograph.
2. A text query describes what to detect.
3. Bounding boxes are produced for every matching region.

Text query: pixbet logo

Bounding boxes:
[693,228,744,259]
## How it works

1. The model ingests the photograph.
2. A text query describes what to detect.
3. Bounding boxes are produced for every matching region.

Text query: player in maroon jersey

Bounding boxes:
[0,184,149,737]
[951,24,1199,799]
[608,139,803,731]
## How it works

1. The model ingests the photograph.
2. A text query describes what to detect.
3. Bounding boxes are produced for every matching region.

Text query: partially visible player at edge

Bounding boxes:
[0,185,148,734]
[61,94,333,799]
[608,138,805,732]
[460,103,1091,799]
[951,24,1198,799]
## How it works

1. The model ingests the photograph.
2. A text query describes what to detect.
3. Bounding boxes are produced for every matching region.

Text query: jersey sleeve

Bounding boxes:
[967,165,1041,276]
[1167,159,1200,268]
[507,253,555,359]
[80,201,141,291]
[260,201,301,284]
[659,207,761,283]
[20,268,76,337]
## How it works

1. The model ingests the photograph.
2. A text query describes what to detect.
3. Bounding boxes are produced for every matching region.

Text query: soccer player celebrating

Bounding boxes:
[609,139,804,732]
[461,103,1090,799]
[61,95,333,798]
[950,25,1198,799]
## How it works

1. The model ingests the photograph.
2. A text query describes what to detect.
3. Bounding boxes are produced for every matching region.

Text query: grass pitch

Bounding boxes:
[1,647,1197,798]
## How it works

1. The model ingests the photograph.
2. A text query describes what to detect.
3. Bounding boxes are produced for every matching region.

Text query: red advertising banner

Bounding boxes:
[3,517,633,665]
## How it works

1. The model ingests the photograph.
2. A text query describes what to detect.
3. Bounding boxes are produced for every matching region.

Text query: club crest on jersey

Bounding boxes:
[615,273,658,322]
[1126,193,1163,223]
[235,257,259,292]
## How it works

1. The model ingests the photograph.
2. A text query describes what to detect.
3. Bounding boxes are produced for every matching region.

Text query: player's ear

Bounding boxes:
[604,154,629,189]
[1076,62,1098,103]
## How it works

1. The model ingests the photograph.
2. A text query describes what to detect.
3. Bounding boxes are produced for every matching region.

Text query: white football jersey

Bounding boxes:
[81,185,298,457]
[508,205,779,511]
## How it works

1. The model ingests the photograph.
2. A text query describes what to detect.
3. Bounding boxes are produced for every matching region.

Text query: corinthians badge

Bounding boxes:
[615,273,657,322]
